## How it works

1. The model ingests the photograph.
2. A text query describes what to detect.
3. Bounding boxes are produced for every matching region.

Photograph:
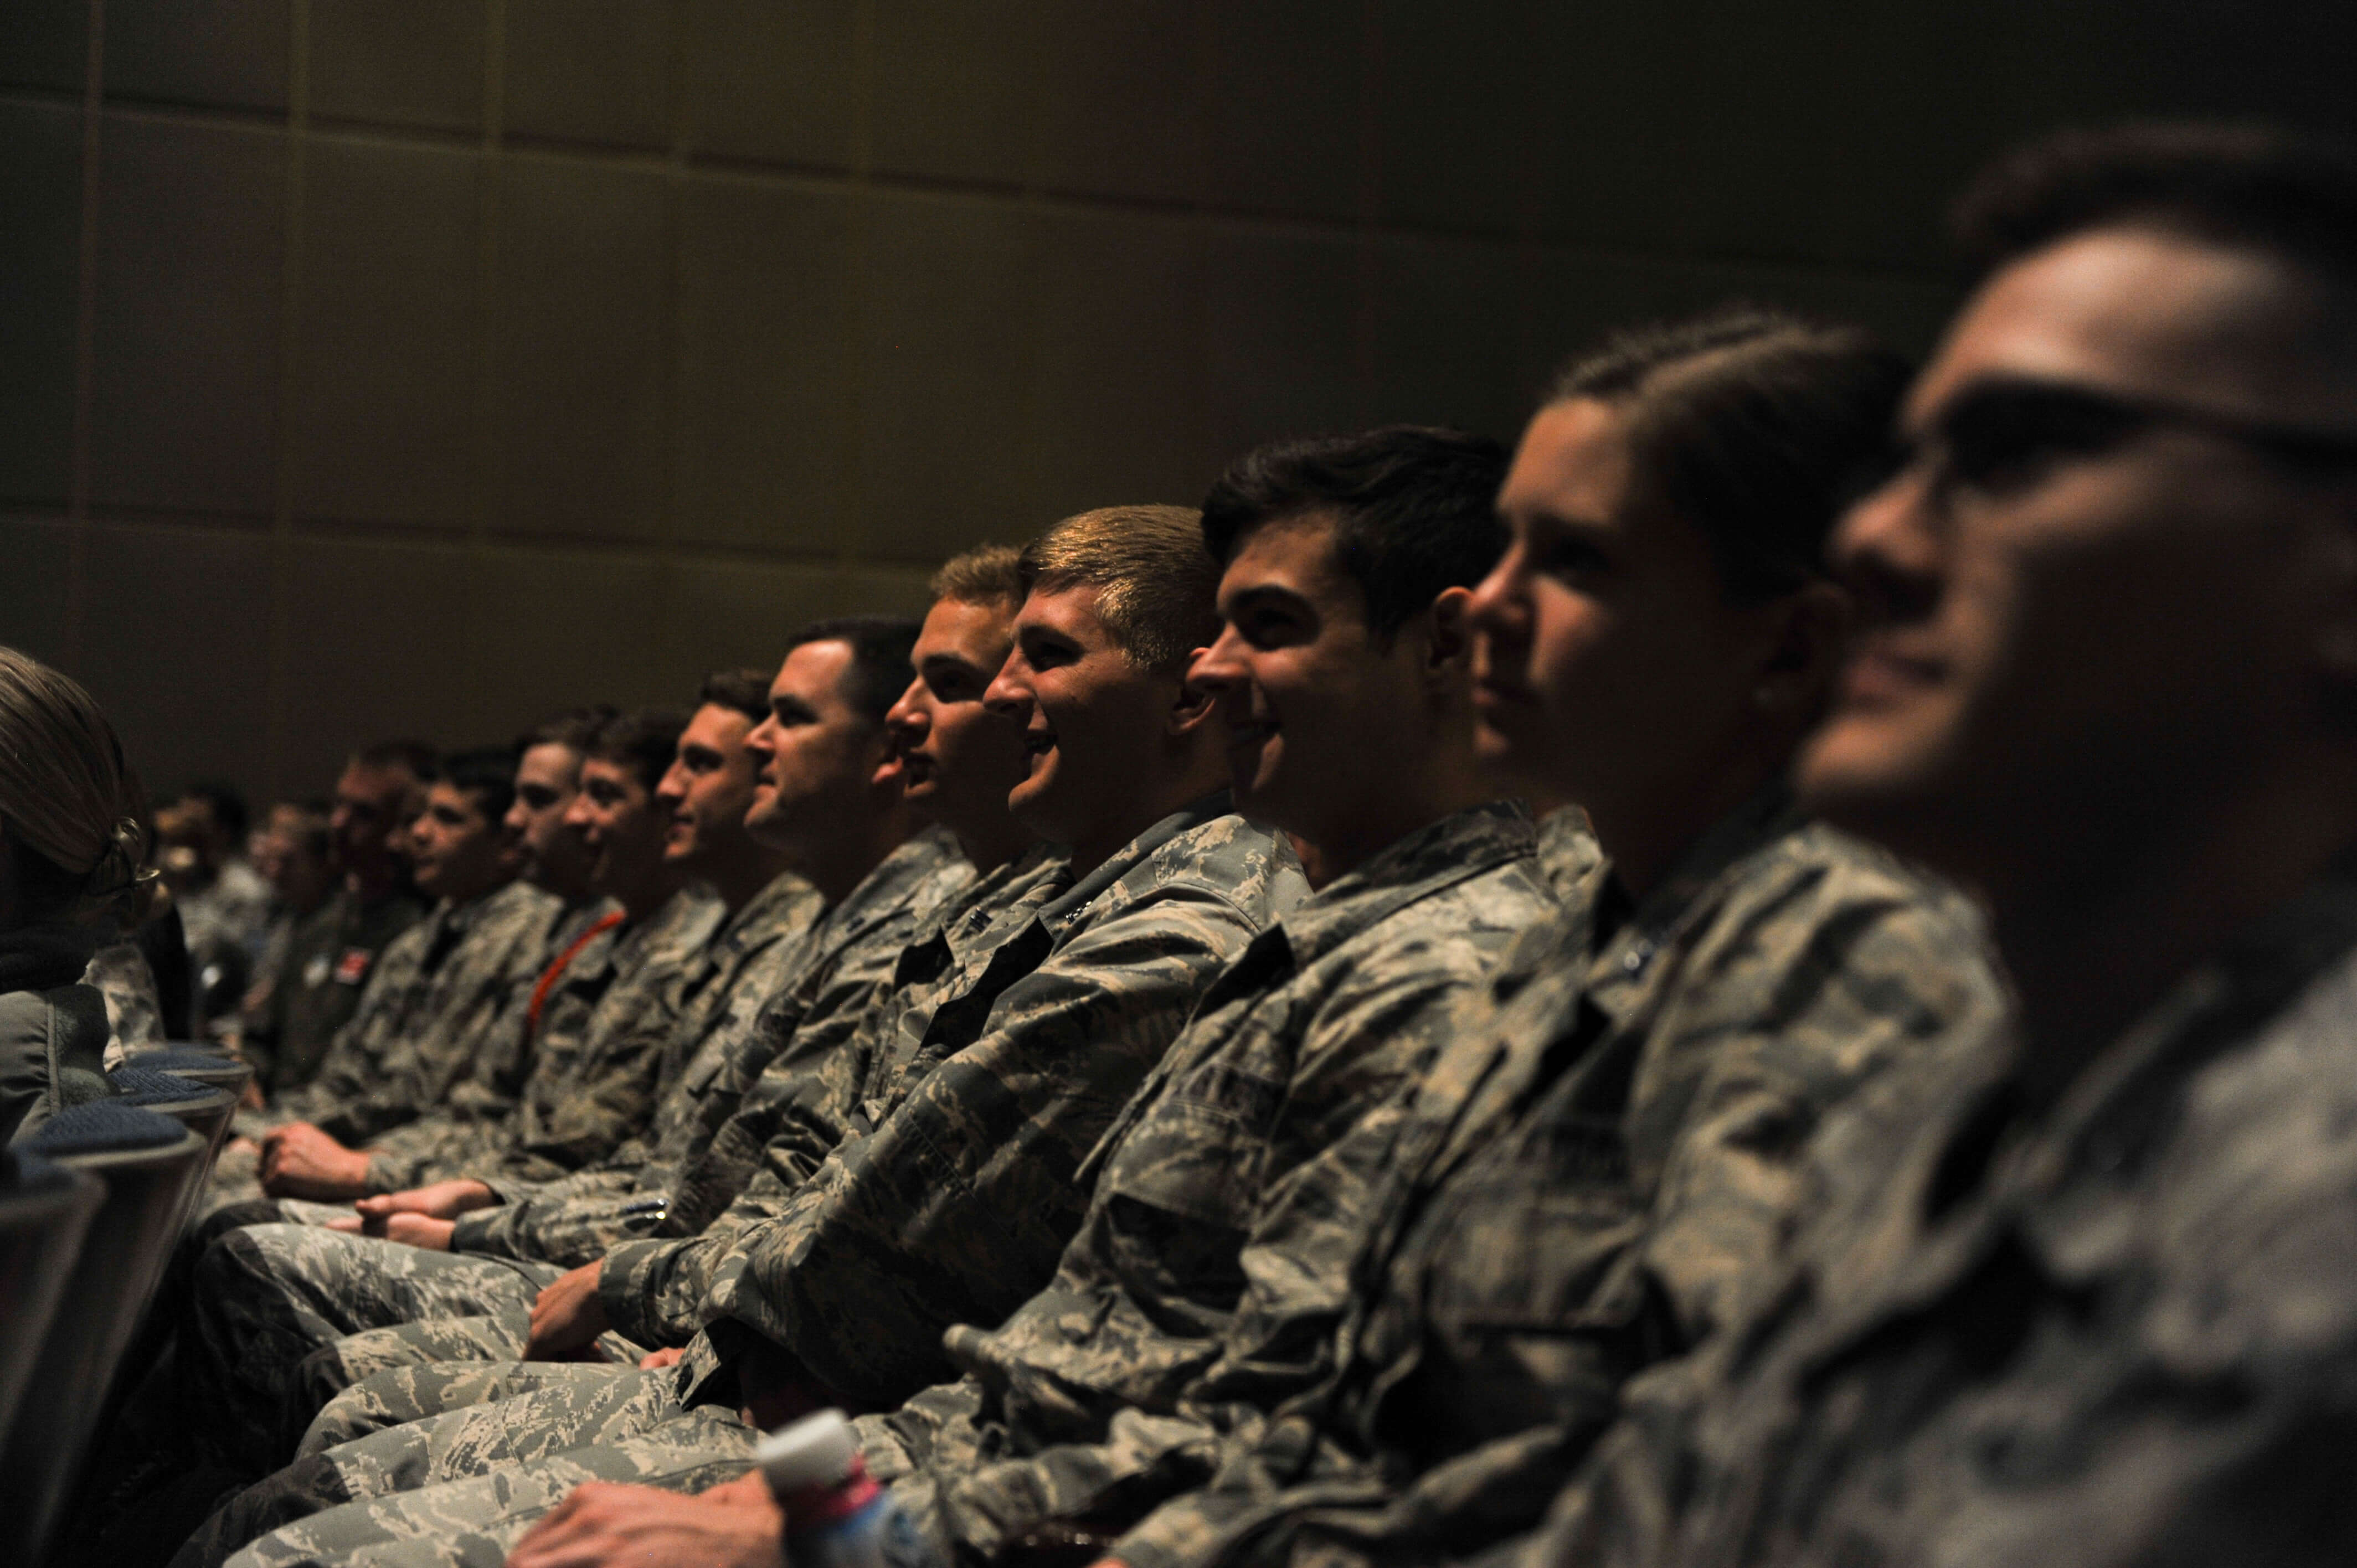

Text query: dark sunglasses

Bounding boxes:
[1885,375,2357,504]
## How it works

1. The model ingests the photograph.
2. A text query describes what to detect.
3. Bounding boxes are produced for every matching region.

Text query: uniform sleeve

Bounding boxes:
[1117,857,2003,1568]
[702,885,1268,1405]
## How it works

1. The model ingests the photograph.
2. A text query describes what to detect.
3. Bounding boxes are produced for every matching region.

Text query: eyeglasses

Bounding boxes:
[1888,375,2357,508]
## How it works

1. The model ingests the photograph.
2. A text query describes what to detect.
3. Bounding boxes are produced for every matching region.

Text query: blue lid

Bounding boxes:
[23,1101,188,1155]
[109,1066,212,1103]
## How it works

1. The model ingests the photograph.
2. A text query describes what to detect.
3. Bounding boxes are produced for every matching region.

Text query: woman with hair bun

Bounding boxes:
[0,644,155,1141]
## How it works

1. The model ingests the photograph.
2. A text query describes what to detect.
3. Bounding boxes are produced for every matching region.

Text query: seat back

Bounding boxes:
[126,1044,254,1103]
[0,1103,208,1566]
[0,1149,102,1447]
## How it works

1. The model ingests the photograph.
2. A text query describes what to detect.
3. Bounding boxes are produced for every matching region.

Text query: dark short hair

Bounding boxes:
[585,709,688,792]
[1954,122,2357,286]
[519,704,616,756]
[352,739,439,785]
[439,745,522,822]
[1550,306,1912,604]
[179,780,249,844]
[784,617,924,726]
[1201,427,1510,641]
[697,668,772,725]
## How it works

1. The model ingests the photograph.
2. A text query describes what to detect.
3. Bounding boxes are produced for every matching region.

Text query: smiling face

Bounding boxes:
[405,780,514,902]
[505,741,593,898]
[885,597,1026,842]
[1797,227,2357,886]
[1469,398,1782,828]
[740,639,894,860]
[564,755,671,901]
[653,703,761,875]
[984,582,1187,850]
[1192,513,1441,844]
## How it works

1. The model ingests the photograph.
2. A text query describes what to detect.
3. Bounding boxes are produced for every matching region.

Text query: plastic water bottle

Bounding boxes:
[755,1409,940,1568]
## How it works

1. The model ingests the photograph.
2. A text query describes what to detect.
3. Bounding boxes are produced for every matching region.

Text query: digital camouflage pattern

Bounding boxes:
[1522,857,2357,1568]
[362,874,804,1192]
[456,827,991,1263]
[243,880,563,1148]
[201,800,1308,1566]
[346,894,618,1189]
[276,833,982,1417]
[1534,803,1604,910]
[644,797,1309,1405]
[1099,790,2006,1568]
[850,801,1556,1568]
[239,887,430,1100]
[177,884,725,1464]
[588,840,1076,1349]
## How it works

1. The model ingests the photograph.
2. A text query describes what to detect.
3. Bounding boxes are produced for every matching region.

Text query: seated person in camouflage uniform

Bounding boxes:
[185,505,1311,1567]
[172,630,936,1467]
[236,802,338,1080]
[215,746,559,1209]
[519,424,1565,1568]
[1488,122,2357,1568]
[489,314,2011,1568]
[237,740,436,1103]
[270,670,828,1203]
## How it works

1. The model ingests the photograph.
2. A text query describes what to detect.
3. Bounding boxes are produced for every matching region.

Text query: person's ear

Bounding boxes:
[1166,666,1218,737]
[1748,580,1852,721]
[1424,588,1474,683]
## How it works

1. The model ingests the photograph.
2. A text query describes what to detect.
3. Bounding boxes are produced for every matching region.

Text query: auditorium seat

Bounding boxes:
[109,1065,237,1159]
[127,1043,255,1105]
[0,1147,103,1447]
[0,1103,208,1565]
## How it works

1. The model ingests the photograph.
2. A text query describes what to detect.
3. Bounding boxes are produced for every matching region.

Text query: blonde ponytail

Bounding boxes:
[0,647,157,930]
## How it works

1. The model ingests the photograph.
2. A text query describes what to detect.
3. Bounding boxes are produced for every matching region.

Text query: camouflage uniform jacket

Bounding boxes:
[241,885,429,1098]
[346,893,615,1187]
[852,803,1557,1565]
[361,884,728,1191]
[1108,790,2006,1568]
[258,880,559,1145]
[657,798,1309,1409]
[1535,804,1604,912]
[450,830,989,1266]
[1533,855,2357,1568]
[591,840,1067,1333]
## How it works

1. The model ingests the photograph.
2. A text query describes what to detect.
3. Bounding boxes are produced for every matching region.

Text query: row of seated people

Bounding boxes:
[2,120,2354,1568]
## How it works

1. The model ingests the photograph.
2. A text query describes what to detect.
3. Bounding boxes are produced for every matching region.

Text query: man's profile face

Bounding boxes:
[742,641,892,855]
[505,742,593,897]
[1193,514,1434,843]
[654,704,760,872]
[1798,226,2357,878]
[986,582,1181,849]
[328,763,414,881]
[405,780,513,902]
[885,597,1025,842]
[565,756,670,898]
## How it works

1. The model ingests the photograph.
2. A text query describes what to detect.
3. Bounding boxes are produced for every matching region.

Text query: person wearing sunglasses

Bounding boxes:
[1517,122,2357,1568]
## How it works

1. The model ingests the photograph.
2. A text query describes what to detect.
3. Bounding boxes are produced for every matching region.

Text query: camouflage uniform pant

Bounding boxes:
[183,1366,754,1568]
[189,1224,574,1472]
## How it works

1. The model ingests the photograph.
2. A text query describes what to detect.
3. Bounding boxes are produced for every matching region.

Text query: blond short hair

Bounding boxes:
[929,543,1026,608]
[0,646,153,928]
[1016,505,1217,672]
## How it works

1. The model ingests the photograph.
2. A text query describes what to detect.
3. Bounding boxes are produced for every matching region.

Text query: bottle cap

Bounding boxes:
[755,1408,858,1494]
